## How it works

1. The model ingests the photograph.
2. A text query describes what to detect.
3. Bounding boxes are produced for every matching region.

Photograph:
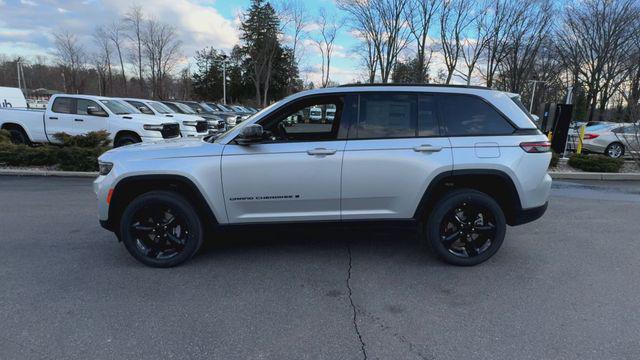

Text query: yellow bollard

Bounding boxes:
[576,124,586,154]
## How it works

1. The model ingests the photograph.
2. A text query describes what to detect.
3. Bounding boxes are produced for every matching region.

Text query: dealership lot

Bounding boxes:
[1,176,639,360]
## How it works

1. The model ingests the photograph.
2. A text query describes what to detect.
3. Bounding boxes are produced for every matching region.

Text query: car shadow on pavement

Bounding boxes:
[193,222,445,268]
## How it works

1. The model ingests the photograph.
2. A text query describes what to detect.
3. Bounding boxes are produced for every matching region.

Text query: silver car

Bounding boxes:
[94,85,552,268]
[572,123,638,158]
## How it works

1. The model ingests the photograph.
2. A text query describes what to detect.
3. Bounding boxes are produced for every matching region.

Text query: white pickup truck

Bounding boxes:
[0,94,181,147]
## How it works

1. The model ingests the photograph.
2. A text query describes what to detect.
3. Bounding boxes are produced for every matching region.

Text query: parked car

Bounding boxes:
[569,122,634,158]
[0,94,180,147]
[203,102,245,127]
[121,98,209,138]
[161,101,226,133]
[0,86,27,108]
[95,84,551,267]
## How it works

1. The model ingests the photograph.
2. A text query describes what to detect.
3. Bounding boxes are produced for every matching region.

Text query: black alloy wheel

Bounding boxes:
[425,189,506,266]
[439,202,497,258]
[120,191,203,267]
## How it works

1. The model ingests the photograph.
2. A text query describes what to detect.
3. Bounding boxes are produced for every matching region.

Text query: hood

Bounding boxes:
[100,137,223,163]
[120,113,175,124]
[161,113,206,122]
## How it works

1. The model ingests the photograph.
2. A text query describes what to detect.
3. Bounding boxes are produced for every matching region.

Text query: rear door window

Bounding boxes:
[439,94,514,136]
[51,97,74,114]
[418,95,439,137]
[356,93,417,139]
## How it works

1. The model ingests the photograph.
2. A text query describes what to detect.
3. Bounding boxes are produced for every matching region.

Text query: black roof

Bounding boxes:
[337,83,491,90]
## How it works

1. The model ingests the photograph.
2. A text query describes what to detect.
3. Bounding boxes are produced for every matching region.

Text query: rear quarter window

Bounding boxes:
[439,94,514,136]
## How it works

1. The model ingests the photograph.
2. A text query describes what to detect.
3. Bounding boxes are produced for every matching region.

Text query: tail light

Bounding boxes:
[583,133,599,140]
[520,141,551,153]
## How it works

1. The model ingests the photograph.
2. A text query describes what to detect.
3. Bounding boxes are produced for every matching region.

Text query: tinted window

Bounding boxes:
[357,93,416,138]
[51,97,74,114]
[418,95,439,137]
[77,99,105,116]
[439,94,514,136]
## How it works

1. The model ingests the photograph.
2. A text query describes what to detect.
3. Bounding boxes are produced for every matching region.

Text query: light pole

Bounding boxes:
[527,79,546,113]
[219,54,228,105]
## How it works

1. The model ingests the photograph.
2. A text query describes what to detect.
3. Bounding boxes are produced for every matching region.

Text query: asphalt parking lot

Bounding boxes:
[1,176,639,360]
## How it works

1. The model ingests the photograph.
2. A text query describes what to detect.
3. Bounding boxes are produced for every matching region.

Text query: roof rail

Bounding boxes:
[337,83,492,90]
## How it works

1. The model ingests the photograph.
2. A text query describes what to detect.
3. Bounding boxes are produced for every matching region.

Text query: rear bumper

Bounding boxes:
[510,202,548,226]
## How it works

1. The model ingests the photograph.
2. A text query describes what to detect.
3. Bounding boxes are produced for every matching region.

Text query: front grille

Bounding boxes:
[161,123,180,138]
[196,121,208,133]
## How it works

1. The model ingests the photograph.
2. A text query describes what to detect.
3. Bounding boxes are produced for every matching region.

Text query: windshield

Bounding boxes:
[184,102,213,114]
[206,103,222,111]
[175,102,197,114]
[199,102,217,113]
[148,101,172,114]
[217,104,233,112]
[100,99,132,115]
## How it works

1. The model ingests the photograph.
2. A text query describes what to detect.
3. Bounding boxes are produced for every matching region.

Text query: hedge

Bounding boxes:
[0,130,111,172]
[568,154,624,173]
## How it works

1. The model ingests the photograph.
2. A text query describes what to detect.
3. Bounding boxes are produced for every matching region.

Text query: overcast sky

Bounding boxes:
[0,0,365,85]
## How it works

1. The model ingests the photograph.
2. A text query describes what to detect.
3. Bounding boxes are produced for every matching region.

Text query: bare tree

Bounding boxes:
[498,0,552,94]
[276,0,308,93]
[557,0,640,121]
[93,26,113,95]
[53,31,86,93]
[438,0,473,84]
[338,0,410,83]
[482,0,522,87]
[455,1,490,85]
[404,0,439,83]
[124,5,145,95]
[313,8,342,87]
[142,18,182,99]
[106,20,127,95]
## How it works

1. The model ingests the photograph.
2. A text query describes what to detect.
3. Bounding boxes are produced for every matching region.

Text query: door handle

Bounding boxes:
[413,144,442,152]
[74,118,84,122]
[48,117,58,120]
[307,148,337,156]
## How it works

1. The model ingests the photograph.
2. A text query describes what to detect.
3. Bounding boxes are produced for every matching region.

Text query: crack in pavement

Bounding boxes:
[346,242,368,360]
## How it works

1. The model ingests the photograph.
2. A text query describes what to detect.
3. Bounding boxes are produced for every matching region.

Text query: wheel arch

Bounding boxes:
[107,174,218,238]
[1,122,32,142]
[414,169,523,226]
[113,130,141,144]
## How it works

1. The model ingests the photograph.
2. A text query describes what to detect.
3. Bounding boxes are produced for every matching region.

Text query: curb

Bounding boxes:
[549,171,640,181]
[0,169,98,178]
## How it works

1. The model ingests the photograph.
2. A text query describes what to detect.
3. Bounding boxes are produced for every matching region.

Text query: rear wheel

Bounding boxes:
[424,189,506,266]
[605,142,624,158]
[119,191,203,267]
[3,125,30,145]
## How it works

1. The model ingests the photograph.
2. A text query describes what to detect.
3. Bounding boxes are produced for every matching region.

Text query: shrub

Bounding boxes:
[0,132,111,171]
[53,131,111,148]
[568,154,624,173]
[0,129,12,145]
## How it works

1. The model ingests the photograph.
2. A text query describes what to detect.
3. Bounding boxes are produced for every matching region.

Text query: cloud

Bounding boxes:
[0,0,239,70]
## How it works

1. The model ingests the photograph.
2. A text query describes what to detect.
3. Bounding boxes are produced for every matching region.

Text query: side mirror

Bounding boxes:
[87,106,107,117]
[236,124,263,145]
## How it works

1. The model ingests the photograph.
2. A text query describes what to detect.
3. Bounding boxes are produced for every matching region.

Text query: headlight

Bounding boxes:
[182,120,198,126]
[143,124,164,131]
[225,116,236,125]
[98,161,113,176]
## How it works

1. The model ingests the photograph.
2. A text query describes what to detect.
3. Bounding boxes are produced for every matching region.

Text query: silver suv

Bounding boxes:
[94,85,552,267]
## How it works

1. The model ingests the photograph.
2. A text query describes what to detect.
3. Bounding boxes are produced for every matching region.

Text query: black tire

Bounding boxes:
[114,133,141,147]
[424,189,506,266]
[4,126,30,145]
[119,191,203,268]
[604,142,624,158]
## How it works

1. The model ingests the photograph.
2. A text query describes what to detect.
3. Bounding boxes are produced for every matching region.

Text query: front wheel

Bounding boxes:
[424,189,506,266]
[119,191,203,267]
